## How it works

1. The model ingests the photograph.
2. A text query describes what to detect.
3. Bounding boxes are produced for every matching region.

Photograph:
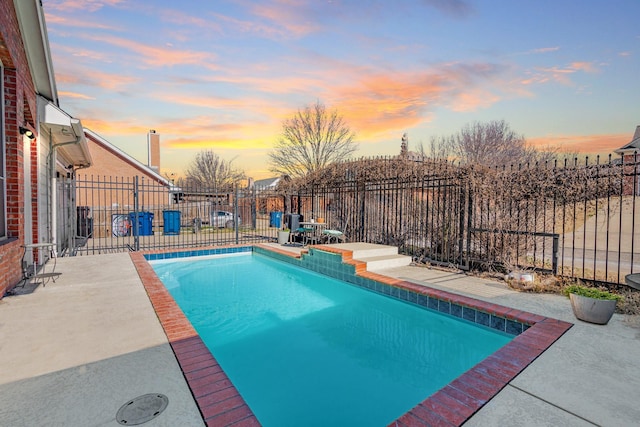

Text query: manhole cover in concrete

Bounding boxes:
[116,393,169,425]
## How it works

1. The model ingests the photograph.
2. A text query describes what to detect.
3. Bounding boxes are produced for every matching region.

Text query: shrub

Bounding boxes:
[564,285,623,301]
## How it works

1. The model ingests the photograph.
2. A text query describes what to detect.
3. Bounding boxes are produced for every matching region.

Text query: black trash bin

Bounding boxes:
[288,213,302,231]
[76,206,93,238]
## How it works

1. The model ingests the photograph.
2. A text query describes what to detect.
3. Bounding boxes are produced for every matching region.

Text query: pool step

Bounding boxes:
[356,253,412,271]
[332,243,400,259]
[328,243,412,271]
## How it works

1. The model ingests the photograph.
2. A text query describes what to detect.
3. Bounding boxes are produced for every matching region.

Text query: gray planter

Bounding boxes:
[277,230,290,245]
[569,293,617,325]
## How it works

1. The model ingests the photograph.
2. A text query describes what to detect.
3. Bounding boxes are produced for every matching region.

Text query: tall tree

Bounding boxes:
[268,101,357,178]
[185,150,245,189]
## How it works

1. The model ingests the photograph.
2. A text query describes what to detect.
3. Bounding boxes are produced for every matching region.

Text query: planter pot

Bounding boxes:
[569,293,617,325]
[277,231,290,245]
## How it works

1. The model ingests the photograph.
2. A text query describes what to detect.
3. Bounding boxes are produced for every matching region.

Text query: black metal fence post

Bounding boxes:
[134,176,139,251]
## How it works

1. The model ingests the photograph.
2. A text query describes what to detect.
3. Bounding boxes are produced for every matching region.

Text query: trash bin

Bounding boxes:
[77,206,93,238]
[288,213,301,231]
[192,217,202,233]
[269,211,283,228]
[128,212,154,236]
[163,210,181,235]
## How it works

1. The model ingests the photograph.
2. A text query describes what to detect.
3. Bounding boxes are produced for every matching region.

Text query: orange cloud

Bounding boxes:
[569,61,597,73]
[528,133,628,156]
[58,90,94,100]
[166,136,272,150]
[81,118,151,136]
[324,63,504,140]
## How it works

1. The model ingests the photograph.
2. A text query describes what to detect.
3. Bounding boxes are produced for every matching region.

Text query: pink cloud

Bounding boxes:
[83,34,218,69]
[449,88,501,112]
[248,1,323,38]
[44,12,119,30]
[533,47,560,54]
[524,61,598,85]
[56,68,139,91]
[45,0,126,13]
[157,9,223,34]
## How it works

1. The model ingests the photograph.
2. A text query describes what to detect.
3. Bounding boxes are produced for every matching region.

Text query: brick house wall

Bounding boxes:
[0,0,39,297]
[77,131,171,208]
[76,131,172,238]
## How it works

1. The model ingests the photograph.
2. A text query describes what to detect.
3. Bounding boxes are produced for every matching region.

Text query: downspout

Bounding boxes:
[49,133,90,256]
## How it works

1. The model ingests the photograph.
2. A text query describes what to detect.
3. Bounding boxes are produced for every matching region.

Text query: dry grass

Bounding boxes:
[505,274,640,315]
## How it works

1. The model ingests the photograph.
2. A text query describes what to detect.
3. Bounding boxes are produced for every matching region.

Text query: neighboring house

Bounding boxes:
[614,125,640,196]
[1,0,91,297]
[76,129,175,238]
[252,176,281,190]
[248,176,285,215]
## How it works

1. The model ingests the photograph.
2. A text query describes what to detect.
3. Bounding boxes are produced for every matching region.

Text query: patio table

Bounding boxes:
[298,222,326,245]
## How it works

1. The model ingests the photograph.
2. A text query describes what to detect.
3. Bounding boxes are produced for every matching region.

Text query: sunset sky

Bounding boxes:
[43,0,639,179]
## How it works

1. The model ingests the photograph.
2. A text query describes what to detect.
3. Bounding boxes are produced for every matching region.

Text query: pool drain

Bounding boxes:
[116,393,169,425]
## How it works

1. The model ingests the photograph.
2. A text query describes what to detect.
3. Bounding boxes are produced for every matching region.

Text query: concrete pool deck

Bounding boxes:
[1,247,639,426]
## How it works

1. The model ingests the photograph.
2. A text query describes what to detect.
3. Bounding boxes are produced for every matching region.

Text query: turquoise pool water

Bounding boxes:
[152,253,512,427]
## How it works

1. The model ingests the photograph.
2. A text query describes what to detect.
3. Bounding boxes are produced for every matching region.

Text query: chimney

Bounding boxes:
[147,130,160,172]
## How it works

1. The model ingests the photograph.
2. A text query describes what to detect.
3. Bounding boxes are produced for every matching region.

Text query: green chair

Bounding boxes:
[322,223,347,244]
[296,227,315,245]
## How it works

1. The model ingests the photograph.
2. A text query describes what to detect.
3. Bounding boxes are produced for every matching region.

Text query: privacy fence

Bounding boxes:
[61,154,640,286]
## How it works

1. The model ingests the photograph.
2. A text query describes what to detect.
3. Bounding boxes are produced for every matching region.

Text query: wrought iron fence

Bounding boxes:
[294,154,640,285]
[66,175,285,255]
[63,153,640,286]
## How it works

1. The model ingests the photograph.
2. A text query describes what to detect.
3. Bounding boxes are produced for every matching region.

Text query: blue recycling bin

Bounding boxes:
[269,211,282,228]
[128,212,154,236]
[163,210,181,235]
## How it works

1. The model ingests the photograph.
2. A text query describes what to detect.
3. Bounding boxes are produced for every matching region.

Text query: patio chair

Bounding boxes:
[296,226,316,245]
[322,221,347,244]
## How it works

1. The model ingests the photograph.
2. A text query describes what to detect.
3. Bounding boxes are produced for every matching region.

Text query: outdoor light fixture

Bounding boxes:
[19,126,35,140]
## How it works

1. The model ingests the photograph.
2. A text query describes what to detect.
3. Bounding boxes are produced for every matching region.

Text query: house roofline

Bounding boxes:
[14,0,58,104]
[83,128,172,187]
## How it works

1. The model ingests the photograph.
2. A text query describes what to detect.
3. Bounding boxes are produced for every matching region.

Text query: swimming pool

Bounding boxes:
[151,252,513,426]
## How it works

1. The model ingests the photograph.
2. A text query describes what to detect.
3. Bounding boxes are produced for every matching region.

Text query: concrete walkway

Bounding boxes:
[0,253,203,427]
[1,250,639,426]
[381,264,640,427]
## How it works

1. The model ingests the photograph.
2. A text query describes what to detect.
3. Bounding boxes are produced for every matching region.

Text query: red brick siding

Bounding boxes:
[0,0,39,297]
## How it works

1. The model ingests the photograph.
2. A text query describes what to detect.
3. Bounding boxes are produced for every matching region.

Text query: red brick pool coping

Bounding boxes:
[130,245,572,427]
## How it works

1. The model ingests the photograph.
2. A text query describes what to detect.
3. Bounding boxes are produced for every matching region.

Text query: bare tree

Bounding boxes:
[268,101,357,179]
[427,120,548,167]
[185,150,245,189]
